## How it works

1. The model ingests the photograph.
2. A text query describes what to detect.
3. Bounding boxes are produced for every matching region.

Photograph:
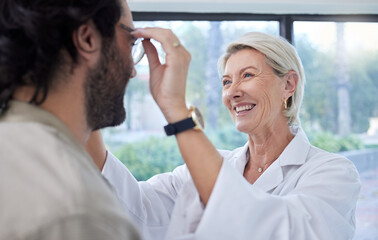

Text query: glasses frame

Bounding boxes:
[118,23,145,65]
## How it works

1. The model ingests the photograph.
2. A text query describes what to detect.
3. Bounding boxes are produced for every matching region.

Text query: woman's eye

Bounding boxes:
[222,80,231,86]
[244,72,254,78]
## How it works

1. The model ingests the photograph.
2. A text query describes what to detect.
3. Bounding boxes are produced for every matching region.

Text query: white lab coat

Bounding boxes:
[102,126,361,240]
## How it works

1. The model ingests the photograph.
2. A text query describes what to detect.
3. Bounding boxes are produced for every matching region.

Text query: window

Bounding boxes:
[294,21,378,240]
[102,15,378,239]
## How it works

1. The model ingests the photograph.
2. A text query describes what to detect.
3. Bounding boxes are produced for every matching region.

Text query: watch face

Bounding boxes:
[192,107,204,130]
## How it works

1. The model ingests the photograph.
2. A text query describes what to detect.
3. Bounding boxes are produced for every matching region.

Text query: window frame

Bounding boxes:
[133,12,378,43]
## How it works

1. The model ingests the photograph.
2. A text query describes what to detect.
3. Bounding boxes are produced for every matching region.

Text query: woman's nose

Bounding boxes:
[224,82,242,100]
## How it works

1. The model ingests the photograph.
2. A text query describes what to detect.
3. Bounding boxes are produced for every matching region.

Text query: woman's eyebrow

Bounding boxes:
[222,65,259,79]
[238,65,259,75]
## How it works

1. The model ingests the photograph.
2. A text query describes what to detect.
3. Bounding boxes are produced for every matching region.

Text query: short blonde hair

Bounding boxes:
[218,32,306,126]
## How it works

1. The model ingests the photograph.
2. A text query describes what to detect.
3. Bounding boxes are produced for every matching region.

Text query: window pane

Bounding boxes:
[294,21,378,240]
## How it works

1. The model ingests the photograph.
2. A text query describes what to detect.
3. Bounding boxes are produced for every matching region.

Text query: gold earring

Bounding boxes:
[284,99,287,109]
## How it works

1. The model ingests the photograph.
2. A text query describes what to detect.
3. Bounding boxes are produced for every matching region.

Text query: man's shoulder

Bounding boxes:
[0,121,90,183]
[1,207,140,240]
[0,120,120,202]
[0,120,75,154]
[0,121,134,239]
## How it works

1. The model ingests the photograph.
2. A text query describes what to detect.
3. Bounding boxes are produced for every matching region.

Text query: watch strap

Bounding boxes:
[164,117,196,136]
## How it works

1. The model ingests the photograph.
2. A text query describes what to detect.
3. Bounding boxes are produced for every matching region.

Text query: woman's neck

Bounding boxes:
[246,121,294,173]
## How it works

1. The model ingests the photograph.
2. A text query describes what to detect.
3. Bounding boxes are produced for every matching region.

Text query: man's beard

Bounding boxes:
[85,39,133,130]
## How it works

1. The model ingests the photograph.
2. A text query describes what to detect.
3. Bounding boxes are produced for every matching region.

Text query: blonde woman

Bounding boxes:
[88,29,360,240]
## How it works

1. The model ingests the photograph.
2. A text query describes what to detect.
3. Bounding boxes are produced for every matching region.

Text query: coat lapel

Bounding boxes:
[253,160,284,192]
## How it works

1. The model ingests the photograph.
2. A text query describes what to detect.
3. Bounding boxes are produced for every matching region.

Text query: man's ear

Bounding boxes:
[283,70,299,99]
[72,20,101,66]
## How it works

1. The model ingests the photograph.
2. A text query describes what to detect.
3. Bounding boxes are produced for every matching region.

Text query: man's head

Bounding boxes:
[84,22,134,130]
[84,0,137,130]
[0,0,136,130]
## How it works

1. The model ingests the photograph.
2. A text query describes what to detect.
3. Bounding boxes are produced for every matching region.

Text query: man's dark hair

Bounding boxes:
[0,0,122,113]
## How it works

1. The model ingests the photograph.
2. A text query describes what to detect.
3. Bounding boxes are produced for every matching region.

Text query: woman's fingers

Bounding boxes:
[132,27,191,122]
[133,28,182,55]
[133,27,191,67]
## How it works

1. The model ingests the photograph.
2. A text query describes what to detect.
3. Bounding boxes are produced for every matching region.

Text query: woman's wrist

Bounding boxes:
[164,108,191,123]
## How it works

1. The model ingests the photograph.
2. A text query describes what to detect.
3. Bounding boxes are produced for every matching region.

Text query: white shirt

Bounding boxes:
[103,126,361,240]
[0,101,140,240]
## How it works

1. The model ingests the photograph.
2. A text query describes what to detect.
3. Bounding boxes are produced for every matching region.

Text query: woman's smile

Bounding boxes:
[234,103,256,116]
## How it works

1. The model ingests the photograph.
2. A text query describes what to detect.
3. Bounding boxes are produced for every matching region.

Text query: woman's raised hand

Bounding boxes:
[132,28,191,123]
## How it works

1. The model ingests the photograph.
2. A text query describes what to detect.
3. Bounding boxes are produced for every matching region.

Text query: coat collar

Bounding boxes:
[229,126,311,192]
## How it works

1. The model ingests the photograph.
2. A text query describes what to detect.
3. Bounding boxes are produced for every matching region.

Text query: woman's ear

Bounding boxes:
[284,70,299,99]
[72,20,101,66]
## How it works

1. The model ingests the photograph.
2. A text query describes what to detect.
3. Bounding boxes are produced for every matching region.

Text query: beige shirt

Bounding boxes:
[0,101,140,240]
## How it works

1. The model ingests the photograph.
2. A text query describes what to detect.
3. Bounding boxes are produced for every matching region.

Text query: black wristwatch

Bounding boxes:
[164,106,204,136]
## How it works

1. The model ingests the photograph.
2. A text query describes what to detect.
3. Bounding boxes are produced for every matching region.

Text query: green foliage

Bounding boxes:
[114,129,365,181]
[180,23,207,110]
[310,131,340,152]
[296,35,338,133]
[310,131,364,153]
[365,144,378,149]
[349,50,378,133]
[296,34,378,135]
[115,137,183,181]
[114,129,364,181]
[207,125,248,150]
[338,135,364,152]
[113,125,248,181]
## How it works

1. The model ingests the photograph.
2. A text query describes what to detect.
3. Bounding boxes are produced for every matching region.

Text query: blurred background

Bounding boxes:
[102,1,378,239]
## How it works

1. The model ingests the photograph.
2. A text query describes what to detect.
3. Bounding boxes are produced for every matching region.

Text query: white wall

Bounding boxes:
[128,0,378,14]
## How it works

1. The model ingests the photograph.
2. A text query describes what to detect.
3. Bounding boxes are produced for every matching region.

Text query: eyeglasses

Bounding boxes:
[118,23,145,65]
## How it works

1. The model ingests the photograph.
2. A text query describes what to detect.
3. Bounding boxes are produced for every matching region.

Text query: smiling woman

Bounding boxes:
[89,2,378,236]
[97,18,378,239]
[86,27,363,240]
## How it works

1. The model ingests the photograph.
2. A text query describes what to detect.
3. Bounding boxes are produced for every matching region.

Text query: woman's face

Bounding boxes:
[222,48,287,135]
